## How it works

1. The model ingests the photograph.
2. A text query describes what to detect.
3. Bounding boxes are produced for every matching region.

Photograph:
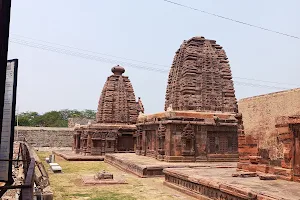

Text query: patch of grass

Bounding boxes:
[70,193,90,197]
[36,151,136,200]
[90,191,136,200]
[36,151,190,200]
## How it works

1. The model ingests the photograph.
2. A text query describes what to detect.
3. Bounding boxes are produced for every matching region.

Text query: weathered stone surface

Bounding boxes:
[165,36,237,112]
[249,156,261,164]
[164,167,300,200]
[238,115,300,182]
[136,111,240,162]
[232,171,257,178]
[95,170,113,180]
[136,97,144,114]
[136,36,241,162]
[15,126,73,147]
[96,65,139,124]
[259,174,277,180]
[105,153,236,178]
[238,88,300,162]
[73,66,142,156]
[53,150,104,161]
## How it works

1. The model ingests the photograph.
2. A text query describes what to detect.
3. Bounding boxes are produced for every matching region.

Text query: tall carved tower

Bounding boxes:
[165,36,237,113]
[96,65,138,124]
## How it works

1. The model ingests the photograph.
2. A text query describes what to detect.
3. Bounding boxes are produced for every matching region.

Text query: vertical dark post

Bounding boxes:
[0,0,12,141]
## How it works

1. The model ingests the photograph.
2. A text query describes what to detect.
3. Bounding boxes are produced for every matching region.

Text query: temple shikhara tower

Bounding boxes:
[73,65,143,155]
[136,36,241,162]
[165,37,237,112]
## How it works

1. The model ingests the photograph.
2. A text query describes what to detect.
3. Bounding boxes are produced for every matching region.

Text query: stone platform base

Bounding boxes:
[163,167,300,200]
[82,176,127,185]
[53,150,104,161]
[105,153,236,178]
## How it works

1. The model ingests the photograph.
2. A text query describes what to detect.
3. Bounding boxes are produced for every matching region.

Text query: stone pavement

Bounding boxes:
[53,150,104,161]
[164,167,300,200]
[105,153,237,177]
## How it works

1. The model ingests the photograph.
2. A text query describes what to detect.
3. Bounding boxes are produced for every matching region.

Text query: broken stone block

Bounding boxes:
[259,174,277,180]
[232,171,257,178]
[249,156,261,164]
[94,170,113,180]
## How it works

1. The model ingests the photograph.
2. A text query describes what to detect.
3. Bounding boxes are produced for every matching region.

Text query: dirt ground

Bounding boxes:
[37,151,196,200]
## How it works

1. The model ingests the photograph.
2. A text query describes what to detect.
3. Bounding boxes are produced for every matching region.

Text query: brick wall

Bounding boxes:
[15,126,73,147]
[238,88,300,161]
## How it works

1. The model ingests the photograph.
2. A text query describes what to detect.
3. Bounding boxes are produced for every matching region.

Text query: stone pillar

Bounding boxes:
[87,132,92,155]
[72,134,76,151]
[165,124,171,157]
[142,130,146,156]
[75,133,81,154]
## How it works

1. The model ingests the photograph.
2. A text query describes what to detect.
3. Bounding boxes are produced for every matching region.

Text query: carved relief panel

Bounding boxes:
[181,124,195,156]
[157,124,167,155]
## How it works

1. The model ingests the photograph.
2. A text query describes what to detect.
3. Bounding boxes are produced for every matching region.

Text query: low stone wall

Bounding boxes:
[15,126,73,147]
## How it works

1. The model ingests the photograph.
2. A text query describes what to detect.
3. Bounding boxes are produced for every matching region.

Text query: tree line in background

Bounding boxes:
[15,109,96,127]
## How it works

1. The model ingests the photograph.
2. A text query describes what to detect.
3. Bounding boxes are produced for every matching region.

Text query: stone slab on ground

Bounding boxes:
[51,165,62,173]
[164,167,300,200]
[49,163,59,167]
[53,150,104,161]
[82,175,127,185]
[105,153,237,178]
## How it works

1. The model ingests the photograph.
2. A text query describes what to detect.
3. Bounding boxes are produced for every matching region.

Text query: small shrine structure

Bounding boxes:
[73,65,143,155]
[136,36,242,162]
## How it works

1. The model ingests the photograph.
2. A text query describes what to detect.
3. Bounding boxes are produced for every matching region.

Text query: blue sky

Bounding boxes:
[8,0,300,114]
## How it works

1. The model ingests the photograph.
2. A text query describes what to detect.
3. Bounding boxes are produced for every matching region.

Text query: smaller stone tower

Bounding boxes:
[73,65,142,156]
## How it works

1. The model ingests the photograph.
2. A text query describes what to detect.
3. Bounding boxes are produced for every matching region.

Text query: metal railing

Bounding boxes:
[0,141,50,199]
[19,141,35,200]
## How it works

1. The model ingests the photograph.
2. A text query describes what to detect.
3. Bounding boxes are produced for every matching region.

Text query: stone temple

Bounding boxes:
[136,36,242,162]
[73,65,143,155]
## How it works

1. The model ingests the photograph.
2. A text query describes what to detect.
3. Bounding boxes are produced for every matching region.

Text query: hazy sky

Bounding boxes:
[8,0,300,114]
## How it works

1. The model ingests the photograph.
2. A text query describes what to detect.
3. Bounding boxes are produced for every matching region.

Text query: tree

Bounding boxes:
[15,109,97,127]
[16,112,40,126]
[60,109,82,120]
[81,109,96,119]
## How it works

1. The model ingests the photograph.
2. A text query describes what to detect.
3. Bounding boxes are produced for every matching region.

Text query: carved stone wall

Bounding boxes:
[137,121,239,162]
[165,36,237,112]
[96,65,139,124]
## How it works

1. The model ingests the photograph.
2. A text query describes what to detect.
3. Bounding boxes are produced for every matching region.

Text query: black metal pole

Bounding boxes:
[0,0,12,142]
